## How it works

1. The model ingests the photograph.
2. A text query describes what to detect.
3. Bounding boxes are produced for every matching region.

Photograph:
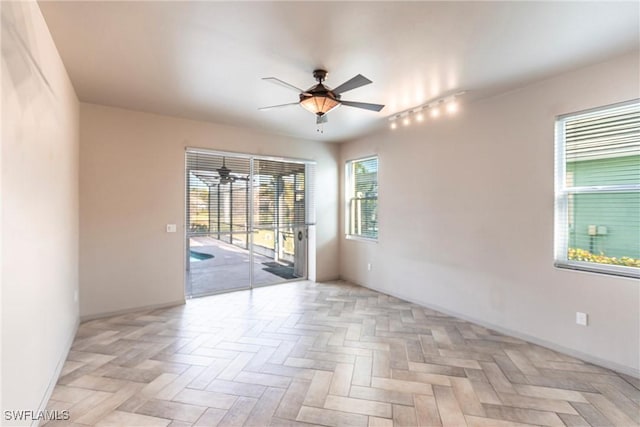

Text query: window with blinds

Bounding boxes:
[346,156,379,240]
[555,100,640,278]
[186,153,252,245]
[186,150,316,238]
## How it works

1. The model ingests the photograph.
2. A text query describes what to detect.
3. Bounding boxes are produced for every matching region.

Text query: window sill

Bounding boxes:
[346,235,378,243]
[555,261,639,279]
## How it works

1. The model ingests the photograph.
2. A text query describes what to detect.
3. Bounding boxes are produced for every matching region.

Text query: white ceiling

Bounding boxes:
[39,1,639,143]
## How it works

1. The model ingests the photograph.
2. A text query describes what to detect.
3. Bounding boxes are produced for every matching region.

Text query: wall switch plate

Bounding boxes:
[576,312,588,326]
[367,263,372,271]
[166,224,177,233]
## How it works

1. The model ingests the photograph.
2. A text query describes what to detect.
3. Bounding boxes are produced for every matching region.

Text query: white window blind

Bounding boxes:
[346,156,379,240]
[555,100,640,278]
[253,159,309,229]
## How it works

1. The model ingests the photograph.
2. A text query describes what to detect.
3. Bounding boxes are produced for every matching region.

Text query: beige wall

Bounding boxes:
[79,103,339,318]
[1,1,79,423]
[340,52,640,375]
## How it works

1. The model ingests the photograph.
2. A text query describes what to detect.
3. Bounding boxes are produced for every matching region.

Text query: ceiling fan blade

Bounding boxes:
[332,74,372,94]
[340,100,385,112]
[258,102,299,111]
[262,77,305,93]
[316,115,328,125]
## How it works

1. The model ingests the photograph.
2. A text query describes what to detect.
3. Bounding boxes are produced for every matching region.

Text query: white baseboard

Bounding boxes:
[34,317,79,427]
[80,299,185,322]
[341,276,640,379]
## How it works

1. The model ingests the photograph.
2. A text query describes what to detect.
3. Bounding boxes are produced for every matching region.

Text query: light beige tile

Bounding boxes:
[217,396,258,427]
[450,377,485,417]
[216,352,255,381]
[465,415,537,427]
[368,416,393,427]
[94,410,170,427]
[391,369,452,386]
[392,404,418,427]
[583,392,637,426]
[372,351,391,378]
[154,365,205,400]
[206,379,266,398]
[136,399,207,423]
[414,394,442,427]
[328,363,353,396]
[193,407,226,427]
[51,385,96,404]
[349,385,414,406]
[479,362,516,393]
[484,404,565,427]
[514,384,587,403]
[468,379,501,405]
[67,390,112,422]
[244,387,286,427]
[75,383,143,425]
[303,370,333,407]
[371,377,433,395]
[233,371,291,388]
[504,350,541,376]
[172,388,237,409]
[61,361,86,377]
[68,375,128,393]
[497,392,579,415]
[324,395,391,418]
[275,379,311,420]
[296,406,368,427]
[434,385,467,427]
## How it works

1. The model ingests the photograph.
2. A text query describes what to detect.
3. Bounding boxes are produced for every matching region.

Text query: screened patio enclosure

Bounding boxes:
[185,150,314,297]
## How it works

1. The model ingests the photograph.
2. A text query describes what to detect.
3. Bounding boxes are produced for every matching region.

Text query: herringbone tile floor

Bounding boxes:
[45,281,639,426]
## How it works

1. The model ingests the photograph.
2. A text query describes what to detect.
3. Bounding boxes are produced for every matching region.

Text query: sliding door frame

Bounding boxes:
[185,147,315,297]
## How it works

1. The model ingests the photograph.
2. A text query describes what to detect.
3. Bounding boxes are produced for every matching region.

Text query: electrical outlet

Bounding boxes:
[576,312,588,326]
[367,263,372,271]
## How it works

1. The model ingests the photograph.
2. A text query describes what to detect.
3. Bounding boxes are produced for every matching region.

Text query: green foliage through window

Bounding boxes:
[347,157,378,239]
[556,100,640,277]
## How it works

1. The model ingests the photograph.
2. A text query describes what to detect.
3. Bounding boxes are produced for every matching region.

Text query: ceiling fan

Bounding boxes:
[216,157,249,185]
[259,69,385,124]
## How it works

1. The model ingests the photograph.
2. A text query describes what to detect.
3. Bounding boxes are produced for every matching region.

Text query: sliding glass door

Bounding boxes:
[185,150,313,297]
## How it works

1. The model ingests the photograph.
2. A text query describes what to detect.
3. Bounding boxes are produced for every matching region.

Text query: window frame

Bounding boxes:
[345,155,379,242]
[554,99,640,279]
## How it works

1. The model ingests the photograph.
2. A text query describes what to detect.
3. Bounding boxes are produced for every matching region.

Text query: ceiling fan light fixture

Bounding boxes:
[261,69,385,125]
[300,94,341,116]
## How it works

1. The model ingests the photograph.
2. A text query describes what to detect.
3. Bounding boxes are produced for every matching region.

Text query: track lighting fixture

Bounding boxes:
[430,104,441,118]
[389,115,399,130]
[386,92,465,130]
[446,97,458,114]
